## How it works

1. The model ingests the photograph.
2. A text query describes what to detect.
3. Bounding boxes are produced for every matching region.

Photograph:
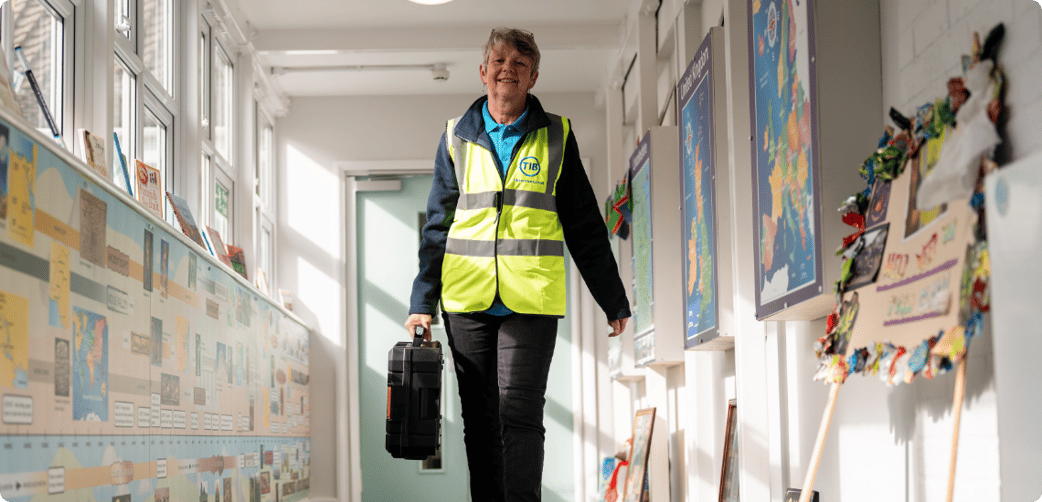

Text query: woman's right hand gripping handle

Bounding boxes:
[404,314,432,342]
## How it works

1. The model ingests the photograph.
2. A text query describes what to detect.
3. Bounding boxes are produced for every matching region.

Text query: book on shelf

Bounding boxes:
[113,133,133,197]
[0,49,22,118]
[78,129,108,180]
[226,245,248,280]
[166,192,206,249]
[134,159,163,219]
[255,268,269,296]
[278,289,293,311]
[205,226,233,268]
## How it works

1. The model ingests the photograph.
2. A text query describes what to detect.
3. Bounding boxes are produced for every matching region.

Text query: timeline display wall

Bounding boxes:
[0,111,311,502]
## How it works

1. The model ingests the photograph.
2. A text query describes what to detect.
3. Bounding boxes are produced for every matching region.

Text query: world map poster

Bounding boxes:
[679,34,719,347]
[748,0,823,318]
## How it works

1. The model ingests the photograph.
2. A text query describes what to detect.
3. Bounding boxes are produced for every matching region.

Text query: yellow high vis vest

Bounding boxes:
[441,113,570,316]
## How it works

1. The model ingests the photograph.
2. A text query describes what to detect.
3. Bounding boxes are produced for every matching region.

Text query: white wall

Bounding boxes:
[276,91,608,501]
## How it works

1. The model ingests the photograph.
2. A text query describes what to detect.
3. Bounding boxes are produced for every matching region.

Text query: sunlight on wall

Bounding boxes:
[286,144,341,256]
[297,256,342,345]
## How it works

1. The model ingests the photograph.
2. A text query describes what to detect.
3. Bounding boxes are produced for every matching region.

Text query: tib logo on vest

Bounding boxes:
[518,156,541,177]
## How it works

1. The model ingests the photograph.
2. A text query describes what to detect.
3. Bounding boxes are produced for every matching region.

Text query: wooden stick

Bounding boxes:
[947,360,968,502]
[799,382,841,502]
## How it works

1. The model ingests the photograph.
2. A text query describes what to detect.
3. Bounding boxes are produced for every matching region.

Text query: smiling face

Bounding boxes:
[480,43,538,110]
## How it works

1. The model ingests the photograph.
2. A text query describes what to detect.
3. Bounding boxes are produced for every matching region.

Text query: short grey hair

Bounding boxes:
[482,27,540,74]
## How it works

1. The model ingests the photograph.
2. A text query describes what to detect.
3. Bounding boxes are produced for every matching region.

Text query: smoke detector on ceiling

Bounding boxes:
[431,64,450,82]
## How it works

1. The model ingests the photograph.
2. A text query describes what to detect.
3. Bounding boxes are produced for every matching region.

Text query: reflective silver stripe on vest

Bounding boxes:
[456,190,555,213]
[503,189,555,212]
[457,191,498,211]
[446,238,564,257]
[499,239,564,257]
[544,114,564,196]
[446,238,495,257]
[449,116,467,189]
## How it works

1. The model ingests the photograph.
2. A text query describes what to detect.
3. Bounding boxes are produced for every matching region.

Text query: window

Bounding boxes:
[113,58,135,185]
[255,103,276,292]
[2,0,69,137]
[114,0,176,223]
[141,0,172,93]
[200,152,211,225]
[114,0,131,40]
[199,28,209,134]
[142,106,167,174]
[214,175,232,244]
[213,42,232,160]
[256,110,273,205]
[200,12,237,248]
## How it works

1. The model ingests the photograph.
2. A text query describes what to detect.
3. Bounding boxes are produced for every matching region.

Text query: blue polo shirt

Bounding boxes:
[482,102,529,315]
[483,103,529,178]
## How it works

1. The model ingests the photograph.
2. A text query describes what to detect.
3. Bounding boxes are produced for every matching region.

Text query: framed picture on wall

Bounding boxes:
[747,0,824,319]
[622,407,656,502]
[719,399,739,502]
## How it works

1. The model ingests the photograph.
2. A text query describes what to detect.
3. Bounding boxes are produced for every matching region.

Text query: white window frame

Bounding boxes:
[1,0,76,143]
[254,101,276,293]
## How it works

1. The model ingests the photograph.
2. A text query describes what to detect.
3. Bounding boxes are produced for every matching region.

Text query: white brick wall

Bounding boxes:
[876,0,1042,500]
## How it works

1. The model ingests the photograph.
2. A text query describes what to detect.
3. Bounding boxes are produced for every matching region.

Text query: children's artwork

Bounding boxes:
[719,399,739,502]
[207,225,233,267]
[160,239,169,299]
[0,123,9,223]
[135,159,163,219]
[227,244,248,280]
[79,129,108,179]
[143,228,154,291]
[8,134,37,247]
[845,223,889,291]
[629,133,654,337]
[814,25,1004,387]
[167,192,206,248]
[904,147,948,238]
[747,0,823,318]
[72,307,108,421]
[78,188,108,267]
[0,291,29,389]
[621,407,655,502]
[865,178,891,228]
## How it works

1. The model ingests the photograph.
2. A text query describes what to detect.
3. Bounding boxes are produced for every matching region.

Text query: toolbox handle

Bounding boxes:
[413,326,425,347]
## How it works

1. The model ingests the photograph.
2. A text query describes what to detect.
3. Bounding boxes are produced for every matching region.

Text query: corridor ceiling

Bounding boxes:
[236,0,632,96]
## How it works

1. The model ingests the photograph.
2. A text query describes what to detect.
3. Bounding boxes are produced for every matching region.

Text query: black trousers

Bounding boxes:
[443,312,558,502]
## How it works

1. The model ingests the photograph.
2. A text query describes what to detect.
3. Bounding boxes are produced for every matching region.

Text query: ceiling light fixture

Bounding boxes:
[270,63,450,83]
[408,0,453,5]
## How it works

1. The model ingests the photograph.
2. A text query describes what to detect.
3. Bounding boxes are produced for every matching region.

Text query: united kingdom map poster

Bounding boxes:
[679,34,719,347]
[748,0,823,318]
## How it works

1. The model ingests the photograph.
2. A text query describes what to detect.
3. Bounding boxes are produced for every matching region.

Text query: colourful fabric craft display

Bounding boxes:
[813,25,1005,386]
[604,173,632,239]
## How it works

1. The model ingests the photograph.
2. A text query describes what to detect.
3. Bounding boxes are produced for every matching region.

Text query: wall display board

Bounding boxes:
[678,28,734,350]
[629,133,655,364]
[0,111,311,502]
[813,25,1004,389]
[747,0,823,319]
[627,128,683,367]
[621,408,655,502]
[800,26,1006,501]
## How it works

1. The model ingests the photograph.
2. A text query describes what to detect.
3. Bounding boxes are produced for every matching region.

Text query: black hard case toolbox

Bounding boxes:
[385,330,443,460]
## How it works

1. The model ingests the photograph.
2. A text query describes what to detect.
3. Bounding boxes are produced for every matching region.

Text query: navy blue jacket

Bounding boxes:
[409,95,631,321]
